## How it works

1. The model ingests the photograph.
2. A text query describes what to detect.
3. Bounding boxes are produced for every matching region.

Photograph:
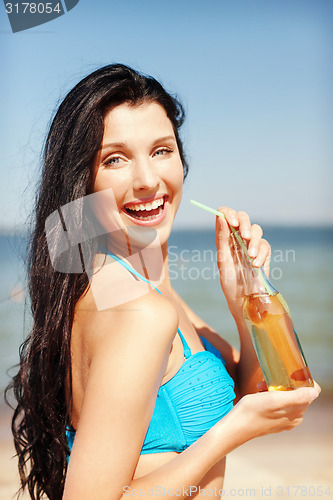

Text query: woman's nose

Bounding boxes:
[132,158,159,192]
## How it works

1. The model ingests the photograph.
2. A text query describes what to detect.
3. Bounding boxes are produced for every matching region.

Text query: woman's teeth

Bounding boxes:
[127,198,164,211]
[124,197,165,220]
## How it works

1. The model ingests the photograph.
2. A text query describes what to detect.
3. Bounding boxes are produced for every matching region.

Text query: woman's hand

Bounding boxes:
[215,207,271,320]
[228,382,321,444]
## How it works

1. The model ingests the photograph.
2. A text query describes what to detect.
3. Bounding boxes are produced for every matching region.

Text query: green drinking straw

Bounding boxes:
[190,199,272,294]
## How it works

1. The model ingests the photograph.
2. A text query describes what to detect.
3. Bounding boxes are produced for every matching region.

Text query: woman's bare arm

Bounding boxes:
[64,287,320,500]
[63,290,178,499]
[124,384,319,499]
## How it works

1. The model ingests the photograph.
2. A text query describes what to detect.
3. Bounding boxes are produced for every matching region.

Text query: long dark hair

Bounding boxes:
[6,63,188,500]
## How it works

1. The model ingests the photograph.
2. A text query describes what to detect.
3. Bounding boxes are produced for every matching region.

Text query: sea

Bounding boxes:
[1,227,333,395]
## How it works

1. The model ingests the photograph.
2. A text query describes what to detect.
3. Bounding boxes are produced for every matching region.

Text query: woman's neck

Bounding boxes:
[105,232,173,292]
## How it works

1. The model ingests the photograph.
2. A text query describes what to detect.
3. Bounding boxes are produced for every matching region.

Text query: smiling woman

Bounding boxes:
[93,102,183,236]
[6,64,320,500]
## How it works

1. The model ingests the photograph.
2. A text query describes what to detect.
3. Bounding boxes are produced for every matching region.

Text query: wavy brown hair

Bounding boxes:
[5,63,188,500]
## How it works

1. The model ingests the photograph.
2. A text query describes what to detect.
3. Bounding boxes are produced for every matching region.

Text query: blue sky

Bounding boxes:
[0,0,332,230]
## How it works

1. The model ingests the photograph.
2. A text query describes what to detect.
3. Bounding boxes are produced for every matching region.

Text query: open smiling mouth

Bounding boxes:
[122,195,168,223]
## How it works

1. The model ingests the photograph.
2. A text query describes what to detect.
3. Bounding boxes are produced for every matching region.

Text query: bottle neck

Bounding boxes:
[230,231,277,296]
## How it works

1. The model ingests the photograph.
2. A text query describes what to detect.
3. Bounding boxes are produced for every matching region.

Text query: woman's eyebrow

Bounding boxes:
[100,142,126,151]
[100,136,176,151]
[151,135,176,145]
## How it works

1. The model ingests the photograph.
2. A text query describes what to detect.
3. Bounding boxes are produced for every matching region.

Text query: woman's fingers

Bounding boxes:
[217,207,239,228]
[215,214,231,252]
[252,238,271,268]
[216,209,265,255]
[238,382,321,439]
[215,207,273,283]
[269,383,321,411]
[215,208,272,272]
[313,380,322,394]
[237,211,252,239]
[247,224,263,257]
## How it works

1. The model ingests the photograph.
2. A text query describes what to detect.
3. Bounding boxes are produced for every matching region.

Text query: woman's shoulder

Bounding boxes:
[73,267,179,360]
[76,252,166,311]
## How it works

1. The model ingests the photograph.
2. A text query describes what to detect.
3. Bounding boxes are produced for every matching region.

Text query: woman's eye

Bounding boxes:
[154,148,173,157]
[103,156,123,168]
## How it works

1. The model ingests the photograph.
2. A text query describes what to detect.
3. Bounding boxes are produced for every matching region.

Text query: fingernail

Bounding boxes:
[231,218,238,226]
[242,230,251,239]
[252,258,260,266]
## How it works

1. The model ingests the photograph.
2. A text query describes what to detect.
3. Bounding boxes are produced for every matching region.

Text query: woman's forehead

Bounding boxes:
[102,101,174,141]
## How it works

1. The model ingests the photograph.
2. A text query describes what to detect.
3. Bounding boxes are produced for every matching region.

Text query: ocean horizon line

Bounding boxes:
[1,223,333,238]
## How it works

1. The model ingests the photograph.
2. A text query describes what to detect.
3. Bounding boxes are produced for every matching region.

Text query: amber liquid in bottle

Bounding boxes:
[243,292,313,390]
[230,231,313,391]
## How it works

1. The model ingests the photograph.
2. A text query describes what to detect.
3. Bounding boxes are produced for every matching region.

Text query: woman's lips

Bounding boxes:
[121,196,169,227]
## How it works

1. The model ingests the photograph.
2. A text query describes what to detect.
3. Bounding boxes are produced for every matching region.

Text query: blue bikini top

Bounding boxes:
[66,251,235,457]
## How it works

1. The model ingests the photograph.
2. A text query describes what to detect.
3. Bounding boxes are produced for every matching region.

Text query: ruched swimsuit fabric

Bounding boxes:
[66,251,236,457]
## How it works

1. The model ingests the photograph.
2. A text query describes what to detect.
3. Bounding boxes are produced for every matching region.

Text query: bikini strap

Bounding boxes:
[177,328,192,359]
[105,249,191,359]
[105,250,161,294]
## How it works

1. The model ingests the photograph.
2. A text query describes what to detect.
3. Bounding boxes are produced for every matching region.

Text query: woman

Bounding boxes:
[8,64,320,500]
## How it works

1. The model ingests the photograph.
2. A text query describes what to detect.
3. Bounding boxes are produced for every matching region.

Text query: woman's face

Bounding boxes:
[93,101,184,252]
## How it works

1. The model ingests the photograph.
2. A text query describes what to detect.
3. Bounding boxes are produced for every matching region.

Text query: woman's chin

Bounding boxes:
[126,226,162,249]
[125,222,172,252]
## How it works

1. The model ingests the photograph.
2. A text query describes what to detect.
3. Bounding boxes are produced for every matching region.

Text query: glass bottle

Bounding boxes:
[230,231,313,391]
